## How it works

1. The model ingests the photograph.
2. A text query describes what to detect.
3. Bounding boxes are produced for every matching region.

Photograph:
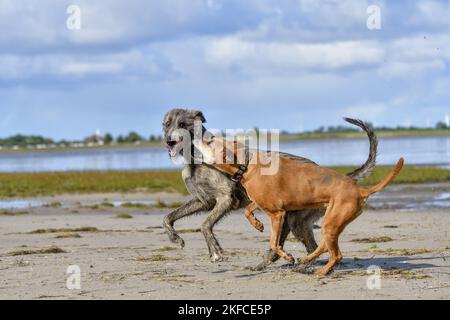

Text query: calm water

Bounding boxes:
[0,135,449,172]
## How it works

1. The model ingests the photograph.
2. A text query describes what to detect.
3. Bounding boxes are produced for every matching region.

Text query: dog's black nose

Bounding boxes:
[167,140,177,147]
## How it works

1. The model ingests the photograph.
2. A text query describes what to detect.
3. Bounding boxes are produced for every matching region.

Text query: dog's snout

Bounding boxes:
[167,140,177,147]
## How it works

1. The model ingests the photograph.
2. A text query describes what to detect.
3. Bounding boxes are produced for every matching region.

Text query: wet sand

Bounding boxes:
[0,192,449,300]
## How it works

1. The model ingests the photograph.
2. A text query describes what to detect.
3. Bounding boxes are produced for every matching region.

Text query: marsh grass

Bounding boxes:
[6,246,66,256]
[43,202,62,208]
[348,268,431,279]
[0,166,448,198]
[0,210,29,216]
[132,254,181,262]
[29,227,99,234]
[114,214,133,219]
[80,204,100,210]
[351,236,393,243]
[369,247,432,256]
[156,246,177,252]
[153,199,184,209]
[334,165,450,185]
[120,202,151,209]
[100,202,115,207]
[0,170,185,198]
[381,269,432,279]
[54,233,82,239]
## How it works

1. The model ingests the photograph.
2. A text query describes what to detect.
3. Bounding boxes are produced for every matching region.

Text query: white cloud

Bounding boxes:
[415,0,450,28]
[60,62,123,76]
[205,37,385,74]
[378,59,446,78]
[371,33,450,78]
[297,0,380,29]
[389,34,450,61]
[344,94,420,123]
[0,0,219,52]
[0,49,172,81]
[345,103,387,121]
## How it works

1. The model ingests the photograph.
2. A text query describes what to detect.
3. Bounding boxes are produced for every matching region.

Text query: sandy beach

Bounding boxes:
[0,191,449,300]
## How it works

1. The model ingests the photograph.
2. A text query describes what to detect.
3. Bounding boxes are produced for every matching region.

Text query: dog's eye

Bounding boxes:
[179,122,186,129]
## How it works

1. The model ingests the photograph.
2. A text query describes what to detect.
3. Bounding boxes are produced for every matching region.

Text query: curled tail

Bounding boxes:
[344,118,378,182]
[360,158,404,198]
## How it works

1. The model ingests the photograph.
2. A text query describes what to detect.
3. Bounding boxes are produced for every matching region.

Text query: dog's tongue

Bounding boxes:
[168,145,176,157]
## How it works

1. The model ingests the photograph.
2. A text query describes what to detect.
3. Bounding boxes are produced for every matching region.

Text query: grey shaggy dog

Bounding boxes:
[162,108,378,270]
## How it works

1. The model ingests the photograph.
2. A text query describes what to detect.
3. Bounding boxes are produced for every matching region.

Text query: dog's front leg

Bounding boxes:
[163,199,208,248]
[201,195,233,262]
[244,202,264,232]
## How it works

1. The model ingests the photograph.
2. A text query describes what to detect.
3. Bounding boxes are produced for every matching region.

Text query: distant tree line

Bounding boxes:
[0,132,163,148]
[304,120,449,134]
[1,120,449,148]
[103,132,162,145]
[0,134,54,148]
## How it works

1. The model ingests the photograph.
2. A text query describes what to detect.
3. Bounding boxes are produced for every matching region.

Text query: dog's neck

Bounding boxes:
[204,138,252,181]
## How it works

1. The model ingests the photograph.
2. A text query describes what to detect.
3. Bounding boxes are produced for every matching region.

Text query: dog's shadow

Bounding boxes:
[281,255,449,274]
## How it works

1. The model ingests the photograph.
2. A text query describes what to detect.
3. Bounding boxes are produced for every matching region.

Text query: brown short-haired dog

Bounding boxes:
[194,135,404,275]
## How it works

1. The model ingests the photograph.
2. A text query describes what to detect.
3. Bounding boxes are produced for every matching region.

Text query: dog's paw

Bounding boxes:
[314,270,328,277]
[168,234,185,249]
[211,253,228,263]
[299,256,311,265]
[245,263,266,272]
[285,254,295,265]
[248,258,274,271]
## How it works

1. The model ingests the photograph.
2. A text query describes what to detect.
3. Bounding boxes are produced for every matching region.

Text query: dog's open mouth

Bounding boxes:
[167,140,182,158]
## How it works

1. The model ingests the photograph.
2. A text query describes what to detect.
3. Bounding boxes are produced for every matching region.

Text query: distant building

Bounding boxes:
[84,129,105,146]
[445,114,450,128]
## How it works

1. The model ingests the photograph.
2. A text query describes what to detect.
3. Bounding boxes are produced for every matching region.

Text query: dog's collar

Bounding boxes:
[231,164,248,183]
[231,147,250,183]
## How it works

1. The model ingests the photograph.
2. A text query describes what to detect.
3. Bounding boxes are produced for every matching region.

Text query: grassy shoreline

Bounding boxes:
[279,129,450,141]
[1,130,449,154]
[0,141,165,154]
[0,166,449,198]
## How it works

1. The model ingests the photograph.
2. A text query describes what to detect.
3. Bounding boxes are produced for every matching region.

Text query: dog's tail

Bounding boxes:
[360,158,404,198]
[344,118,378,182]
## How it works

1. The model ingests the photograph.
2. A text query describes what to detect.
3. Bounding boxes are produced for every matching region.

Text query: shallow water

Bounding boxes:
[1,185,449,210]
[368,183,450,210]
[0,135,449,172]
[0,200,47,210]
[0,199,156,211]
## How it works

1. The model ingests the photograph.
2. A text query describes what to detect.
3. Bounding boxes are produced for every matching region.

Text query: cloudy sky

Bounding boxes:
[1,0,449,139]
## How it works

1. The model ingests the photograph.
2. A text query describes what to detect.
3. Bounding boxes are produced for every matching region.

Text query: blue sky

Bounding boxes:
[0,0,449,139]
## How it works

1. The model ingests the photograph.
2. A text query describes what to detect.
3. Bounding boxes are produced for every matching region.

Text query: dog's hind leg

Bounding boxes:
[299,205,334,265]
[163,199,209,248]
[299,238,327,265]
[288,209,322,254]
[315,200,359,276]
[202,195,234,262]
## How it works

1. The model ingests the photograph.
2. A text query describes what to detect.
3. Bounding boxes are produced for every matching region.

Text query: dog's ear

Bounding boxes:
[193,110,206,123]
